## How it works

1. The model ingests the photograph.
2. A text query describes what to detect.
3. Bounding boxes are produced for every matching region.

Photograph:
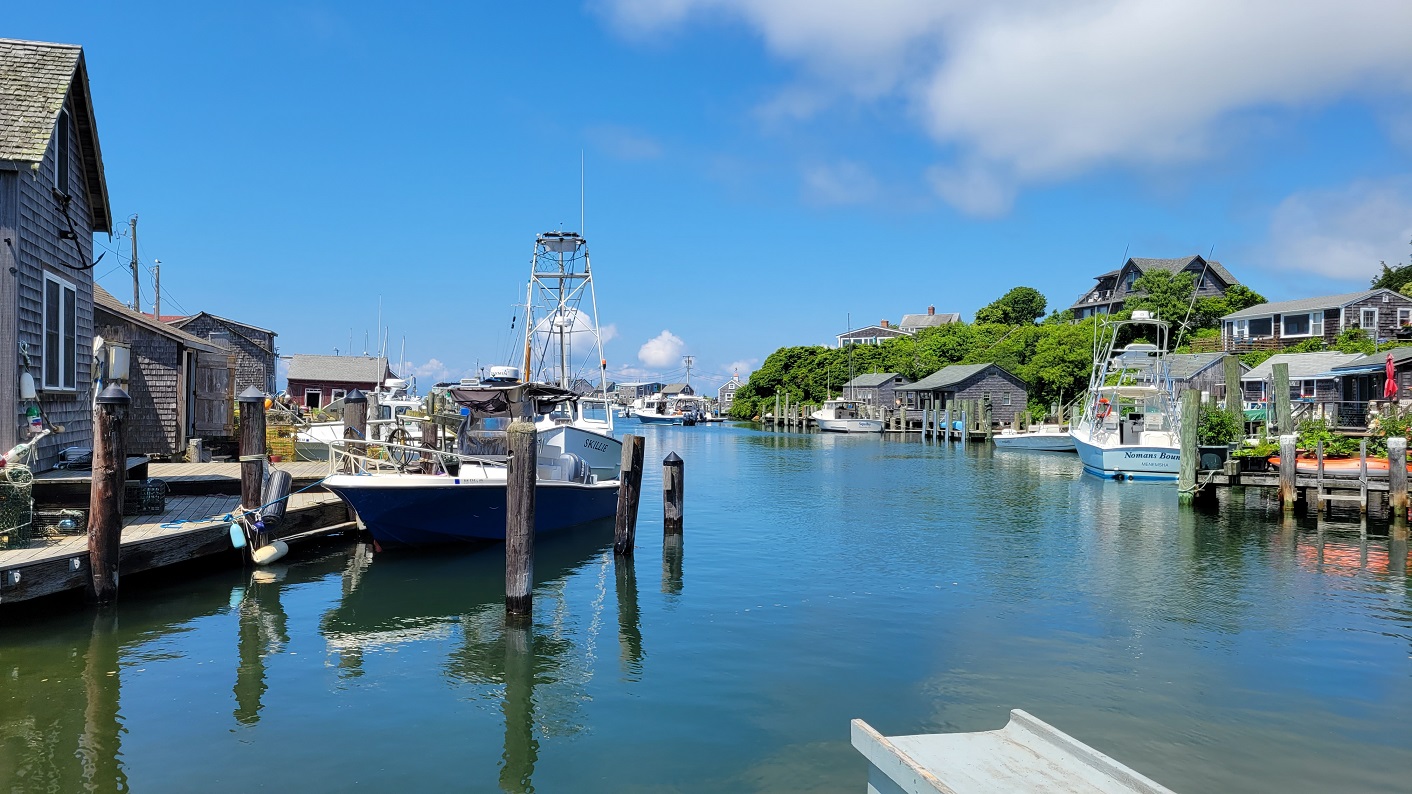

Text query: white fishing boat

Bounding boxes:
[811,399,884,433]
[1070,311,1182,481]
[291,377,427,460]
[321,230,623,546]
[634,392,710,425]
[993,424,1075,452]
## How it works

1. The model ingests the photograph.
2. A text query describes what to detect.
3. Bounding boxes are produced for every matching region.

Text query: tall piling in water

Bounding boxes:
[663,452,684,535]
[88,385,130,602]
[614,434,645,556]
[505,421,537,619]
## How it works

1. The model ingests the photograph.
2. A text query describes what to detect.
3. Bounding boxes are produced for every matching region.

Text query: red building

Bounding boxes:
[285,354,395,408]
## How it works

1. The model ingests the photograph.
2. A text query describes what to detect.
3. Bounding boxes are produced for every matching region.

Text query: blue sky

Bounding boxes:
[13,1,1412,392]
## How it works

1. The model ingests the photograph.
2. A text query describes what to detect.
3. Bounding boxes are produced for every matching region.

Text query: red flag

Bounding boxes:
[1384,353,1398,399]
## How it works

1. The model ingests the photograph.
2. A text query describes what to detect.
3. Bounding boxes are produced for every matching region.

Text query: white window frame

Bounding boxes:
[1311,312,1323,337]
[304,388,323,408]
[42,272,78,391]
[330,389,346,402]
[1281,312,1315,338]
[1399,308,1412,327]
[1002,394,1011,406]
[1361,307,1378,331]
[53,107,70,191]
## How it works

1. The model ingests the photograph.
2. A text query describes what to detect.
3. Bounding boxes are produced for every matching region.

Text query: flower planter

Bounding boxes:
[1235,455,1271,473]
[1197,445,1229,470]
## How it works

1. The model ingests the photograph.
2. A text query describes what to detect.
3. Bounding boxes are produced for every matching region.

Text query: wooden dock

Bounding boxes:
[33,460,328,501]
[0,491,351,607]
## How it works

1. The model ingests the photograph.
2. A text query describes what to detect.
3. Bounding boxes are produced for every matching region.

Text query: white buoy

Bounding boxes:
[251,540,288,566]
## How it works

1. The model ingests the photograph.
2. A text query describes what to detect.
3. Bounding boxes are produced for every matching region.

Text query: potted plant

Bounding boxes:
[1196,403,1243,469]
[1231,437,1278,472]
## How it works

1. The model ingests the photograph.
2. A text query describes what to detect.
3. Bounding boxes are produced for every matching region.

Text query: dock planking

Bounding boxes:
[0,492,350,607]
[32,461,329,501]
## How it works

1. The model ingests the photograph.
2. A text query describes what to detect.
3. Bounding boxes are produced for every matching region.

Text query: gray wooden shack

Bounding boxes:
[171,312,277,393]
[895,363,1028,425]
[841,373,912,408]
[1165,353,1247,401]
[0,39,112,470]
[93,286,235,457]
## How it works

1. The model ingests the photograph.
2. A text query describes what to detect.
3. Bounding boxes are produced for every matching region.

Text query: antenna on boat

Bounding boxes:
[580,149,585,237]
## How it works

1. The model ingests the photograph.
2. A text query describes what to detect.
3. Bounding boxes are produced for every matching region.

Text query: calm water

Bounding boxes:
[3,423,1411,792]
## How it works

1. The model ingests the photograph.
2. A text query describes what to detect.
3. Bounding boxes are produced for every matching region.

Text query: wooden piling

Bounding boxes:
[1223,354,1244,429]
[237,386,267,543]
[774,393,780,429]
[505,420,537,619]
[614,434,645,556]
[663,452,684,535]
[1359,438,1369,515]
[1279,434,1298,512]
[942,401,951,442]
[1178,389,1199,505]
[88,385,130,602]
[1272,363,1291,436]
[783,393,791,430]
[343,388,368,452]
[983,400,993,441]
[960,405,968,446]
[1389,436,1408,524]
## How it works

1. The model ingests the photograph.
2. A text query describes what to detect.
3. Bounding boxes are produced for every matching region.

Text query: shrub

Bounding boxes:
[1196,403,1243,446]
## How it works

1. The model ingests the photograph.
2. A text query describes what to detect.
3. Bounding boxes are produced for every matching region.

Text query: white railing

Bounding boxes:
[325,437,503,477]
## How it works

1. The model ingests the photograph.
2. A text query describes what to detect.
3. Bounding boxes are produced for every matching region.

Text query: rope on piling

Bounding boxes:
[1178,469,1220,495]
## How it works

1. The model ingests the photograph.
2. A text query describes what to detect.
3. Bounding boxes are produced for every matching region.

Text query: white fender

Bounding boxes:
[251,540,289,566]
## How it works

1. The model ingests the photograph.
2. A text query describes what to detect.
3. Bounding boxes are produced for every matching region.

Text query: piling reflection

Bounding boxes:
[79,611,127,793]
[615,556,643,679]
[662,534,683,597]
[234,567,290,726]
[499,621,537,794]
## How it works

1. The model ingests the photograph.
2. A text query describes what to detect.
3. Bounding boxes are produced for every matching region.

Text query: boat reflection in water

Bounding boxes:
[320,519,630,792]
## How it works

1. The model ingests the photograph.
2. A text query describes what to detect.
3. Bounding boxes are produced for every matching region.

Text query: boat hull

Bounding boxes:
[1072,435,1180,481]
[635,413,683,425]
[538,423,622,480]
[994,432,1076,452]
[815,417,884,433]
[324,475,620,547]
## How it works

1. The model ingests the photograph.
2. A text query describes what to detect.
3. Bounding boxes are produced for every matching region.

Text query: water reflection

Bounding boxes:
[615,556,643,679]
[233,568,289,726]
[79,612,127,793]
[500,621,537,794]
[662,534,683,597]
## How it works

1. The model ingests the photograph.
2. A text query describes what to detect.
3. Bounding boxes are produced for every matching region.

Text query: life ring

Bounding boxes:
[1095,398,1112,420]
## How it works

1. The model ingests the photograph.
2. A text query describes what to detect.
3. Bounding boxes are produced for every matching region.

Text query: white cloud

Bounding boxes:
[802,160,878,206]
[601,0,1412,215]
[411,357,452,382]
[724,358,758,379]
[638,330,686,367]
[586,124,664,161]
[1264,178,1412,282]
[600,323,619,343]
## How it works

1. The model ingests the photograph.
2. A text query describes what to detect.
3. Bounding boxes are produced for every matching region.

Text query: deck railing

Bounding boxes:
[325,437,502,477]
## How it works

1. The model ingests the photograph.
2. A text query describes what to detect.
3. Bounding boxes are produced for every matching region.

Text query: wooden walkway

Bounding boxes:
[32,460,329,501]
[0,492,351,607]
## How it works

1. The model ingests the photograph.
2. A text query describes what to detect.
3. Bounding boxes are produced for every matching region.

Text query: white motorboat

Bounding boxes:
[321,230,623,546]
[811,399,884,433]
[291,377,428,460]
[993,424,1076,452]
[1069,311,1182,481]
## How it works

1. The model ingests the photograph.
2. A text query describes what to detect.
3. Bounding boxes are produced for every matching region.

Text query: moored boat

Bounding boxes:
[1070,312,1182,481]
[993,424,1076,452]
[811,399,884,433]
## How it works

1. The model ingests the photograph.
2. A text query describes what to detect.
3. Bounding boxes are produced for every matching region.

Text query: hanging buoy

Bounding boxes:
[229,522,247,549]
[251,540,289,565]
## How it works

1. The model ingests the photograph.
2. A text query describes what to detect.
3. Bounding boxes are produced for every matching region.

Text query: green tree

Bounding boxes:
[974,286,1047,325]
[1370,241,1412,291]
[1333,328,1375,355]
[1124,270,1196,325]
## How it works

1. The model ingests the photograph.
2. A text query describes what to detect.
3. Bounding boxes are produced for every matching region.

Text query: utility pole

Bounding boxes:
[682,355,694,389]
[152,259,161,318]
[128,215,139,310]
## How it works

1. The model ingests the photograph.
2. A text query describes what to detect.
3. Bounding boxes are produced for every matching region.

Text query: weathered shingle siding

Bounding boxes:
[14,95,94,469]
[1341,293,1412,344]
[179,315,276,392]
[0,169,19,454]
[95,311,182,455]
[1173,367,1226,399]
[951,371,1028,426]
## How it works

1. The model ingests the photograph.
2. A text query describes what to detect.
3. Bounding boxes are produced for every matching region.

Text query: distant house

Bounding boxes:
[614,381,664,402]
[93,286,234,456]
[895,363,1028,425]
[1220,289,1412,352]
[718,373,742,410]
[661,383,695,397]
[1164,353,1246,400]
[1071,255,1239,320]
[1240,352,1362,404]
[0,39,112,470]
[837,320,910,347]
[286,355,395,409]
[841,373,913,408]
[170,312,278,393]
[900,306,961,334]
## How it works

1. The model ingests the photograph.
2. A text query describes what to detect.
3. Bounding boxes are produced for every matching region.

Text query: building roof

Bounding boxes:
[1222,289,1401,321]
[1129,255,1238,287]
[171,312,278,337]
[838,325,911,339]
[661,383,693,394]
[1242,352,1364,381]
[1333,347,1412,371]
[900,312,961,331]
[286,354,391,383]
[842,372,905,388]
[1165,352,1238,381]
[897,363,1021,391]
[93,285,221,353]
[0,39,111,232]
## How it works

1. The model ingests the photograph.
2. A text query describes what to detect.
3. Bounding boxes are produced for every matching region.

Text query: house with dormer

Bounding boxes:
[1070,255,1240,320]
[0,39,112,470]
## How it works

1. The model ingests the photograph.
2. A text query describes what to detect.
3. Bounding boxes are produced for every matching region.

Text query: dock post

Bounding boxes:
[960,406,968,447]
[614,434,645,556]
[942,401,950,442]
[983,400,993,442]
[774,393,780,429]
[505,420,537,619]
[237,386,267,543]
[1224,354,1244,429]
[1390,436,1408,524]
[1178,389,1199,505]
[1359,438,1369,515]
[343,388,368,453]
[1272,363,1291,435]
[88,385,130,603]
[1279,434,1298,513]
[663,452,684,535]
[783,393,791,430]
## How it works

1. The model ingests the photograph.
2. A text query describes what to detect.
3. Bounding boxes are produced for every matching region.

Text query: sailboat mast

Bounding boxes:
[558,247,569,388]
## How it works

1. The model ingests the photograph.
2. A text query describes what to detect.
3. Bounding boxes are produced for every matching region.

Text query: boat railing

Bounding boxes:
[325,437,504,477]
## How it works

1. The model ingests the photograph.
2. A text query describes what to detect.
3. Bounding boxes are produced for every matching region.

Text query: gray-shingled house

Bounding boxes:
[0,39,112,470]
[1071,255,1239,320]
[895,363,1028,425]
[900,306,961,334]
[841,372,913,408]
[285,355,395,409]
[1164,353,1247,401]
[1219,289,1412,352]
[171,312,277,393]
[93,286,235,457]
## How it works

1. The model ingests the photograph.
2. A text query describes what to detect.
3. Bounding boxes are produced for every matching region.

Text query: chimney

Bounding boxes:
[928,306,935,316]
[881,319,889,328]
